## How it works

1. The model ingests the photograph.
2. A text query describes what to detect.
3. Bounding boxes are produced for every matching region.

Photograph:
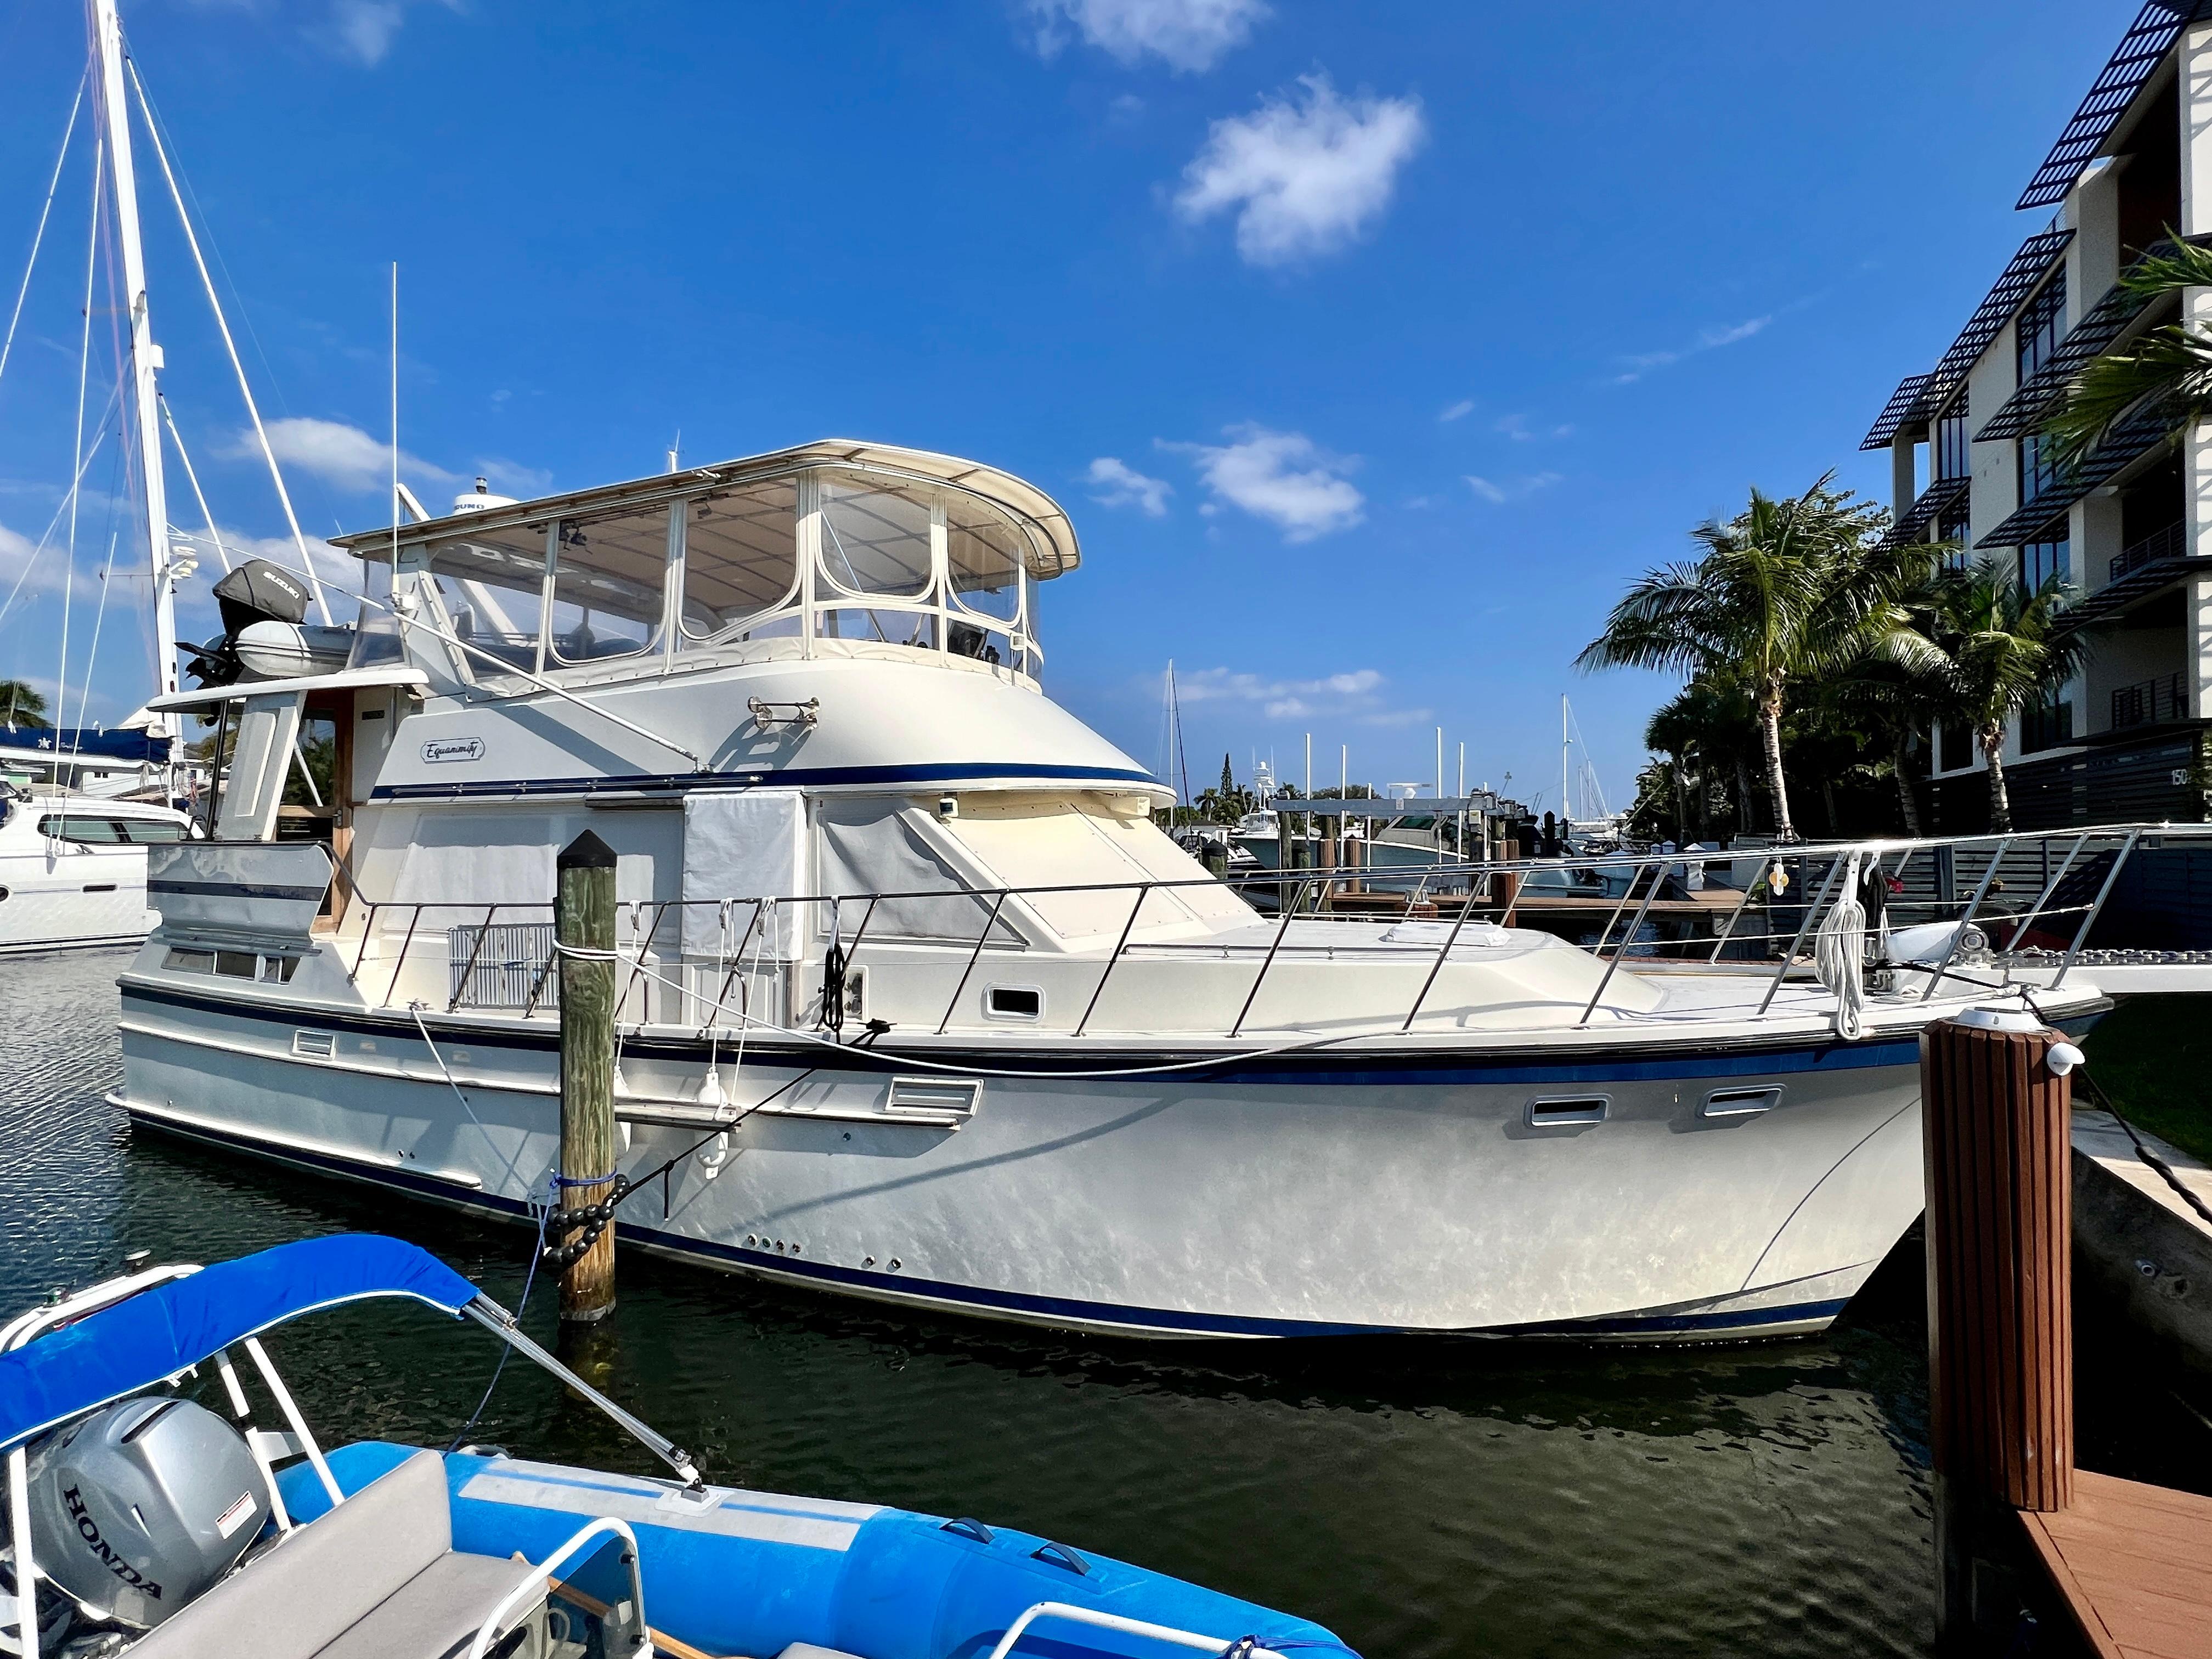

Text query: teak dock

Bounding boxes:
[2020,1472,2212,1659]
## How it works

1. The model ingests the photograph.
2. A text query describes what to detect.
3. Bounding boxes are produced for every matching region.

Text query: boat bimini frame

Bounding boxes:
[0,1235,679,1659]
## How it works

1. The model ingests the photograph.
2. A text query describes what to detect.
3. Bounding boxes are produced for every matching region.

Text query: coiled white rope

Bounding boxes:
[1813,851,1867,1041]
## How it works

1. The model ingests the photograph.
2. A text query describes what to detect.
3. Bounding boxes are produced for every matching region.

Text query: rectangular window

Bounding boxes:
[2021,432,2063,504]
[680,478,800,644]
[818,478,933,599]
[2021,696,2073,754]
[2017,269,2066,382]
[1936,503,1973,569]
[549,508,668,664]
[37,815,123,843]
[2019,537,2069,591]
[116,819,188,843]
[1936,392,1971,481]
[426,526,550,675]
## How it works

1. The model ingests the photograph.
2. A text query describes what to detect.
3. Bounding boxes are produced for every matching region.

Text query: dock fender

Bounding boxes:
[1737,1097,1925,1293]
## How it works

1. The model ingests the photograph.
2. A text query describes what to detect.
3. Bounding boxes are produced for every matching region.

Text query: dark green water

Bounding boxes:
[7,949,2208,1658]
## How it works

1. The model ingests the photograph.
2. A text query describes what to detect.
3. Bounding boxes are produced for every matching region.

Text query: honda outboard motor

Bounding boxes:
[26,1397,270,1630]
[183,558,314,688]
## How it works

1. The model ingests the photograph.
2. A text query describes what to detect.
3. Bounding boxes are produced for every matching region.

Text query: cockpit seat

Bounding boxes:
[126,1449,541,1659]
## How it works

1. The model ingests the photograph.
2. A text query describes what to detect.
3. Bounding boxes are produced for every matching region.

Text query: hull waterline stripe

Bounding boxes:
[115,1097,1857,1340]
[148,879,329,901]
[119,981,1929,1084]
[370,760,1158,802]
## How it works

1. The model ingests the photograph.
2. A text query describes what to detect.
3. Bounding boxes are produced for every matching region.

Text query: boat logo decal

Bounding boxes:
[421,737,486,764]
[63,1486,162,1600]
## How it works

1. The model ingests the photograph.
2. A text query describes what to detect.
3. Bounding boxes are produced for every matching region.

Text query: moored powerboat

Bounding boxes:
[102,438,2126,1344]
[0,783,193,957]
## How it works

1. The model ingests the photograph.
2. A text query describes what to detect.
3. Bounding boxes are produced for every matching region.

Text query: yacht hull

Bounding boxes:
[114,981,1929,1341]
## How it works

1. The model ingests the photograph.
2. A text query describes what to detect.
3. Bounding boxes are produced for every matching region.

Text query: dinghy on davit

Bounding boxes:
[0,1234,1349,1659]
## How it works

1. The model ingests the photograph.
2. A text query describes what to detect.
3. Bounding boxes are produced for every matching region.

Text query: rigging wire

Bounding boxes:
[159,392,234,573]
[122,55,331,624]
[52,136,105,823]
[0,398,119,634]
[0,76,83,399]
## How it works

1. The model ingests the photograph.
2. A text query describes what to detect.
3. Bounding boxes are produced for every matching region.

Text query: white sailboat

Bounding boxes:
[0,1,199,955]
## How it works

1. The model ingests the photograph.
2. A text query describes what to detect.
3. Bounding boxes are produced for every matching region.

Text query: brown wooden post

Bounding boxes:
[557,830,619,1323]
[1921,1006,2079,1645]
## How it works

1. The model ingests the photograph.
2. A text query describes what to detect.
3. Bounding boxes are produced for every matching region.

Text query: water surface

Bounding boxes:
[7,949,2205,1658]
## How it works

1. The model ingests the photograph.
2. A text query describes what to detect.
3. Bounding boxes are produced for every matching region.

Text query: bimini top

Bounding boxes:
[0,1234,477,1453]
[329,439,1083,580]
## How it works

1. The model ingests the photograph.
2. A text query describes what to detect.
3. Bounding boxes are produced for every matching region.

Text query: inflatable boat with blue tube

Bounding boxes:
[0,1235,1352,1659]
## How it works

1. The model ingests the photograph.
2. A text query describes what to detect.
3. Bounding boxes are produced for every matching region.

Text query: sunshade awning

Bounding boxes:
[0,1234,478,1453]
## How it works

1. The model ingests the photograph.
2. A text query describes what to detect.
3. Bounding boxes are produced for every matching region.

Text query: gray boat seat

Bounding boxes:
[778,1646,868,1659]
[127,1449,541,1659]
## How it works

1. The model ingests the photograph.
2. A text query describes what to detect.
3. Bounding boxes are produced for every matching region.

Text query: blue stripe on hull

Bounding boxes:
[117,980,1923,1085]
[371,760,1157,802]
[118,1101,1854,1341]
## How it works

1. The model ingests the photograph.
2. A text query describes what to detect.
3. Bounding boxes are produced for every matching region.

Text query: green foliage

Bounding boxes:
[2041,235,2212,473]
[2080,995,2212,1166]
[0,680,49,726]
[1579,476,1950,840]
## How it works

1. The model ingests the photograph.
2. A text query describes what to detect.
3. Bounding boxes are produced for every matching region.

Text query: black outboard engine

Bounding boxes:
[183,559,311,688]
[25,1396,270,1631]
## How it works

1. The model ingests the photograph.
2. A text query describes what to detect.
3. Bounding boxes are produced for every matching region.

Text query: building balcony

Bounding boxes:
[2109,672,2190,731]
[2111,520,2187,582]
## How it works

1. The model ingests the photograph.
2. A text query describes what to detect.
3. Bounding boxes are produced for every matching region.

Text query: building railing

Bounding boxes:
[295,827,2209,1046]
[2109,673,2189,730]
[2109,521,2187,583]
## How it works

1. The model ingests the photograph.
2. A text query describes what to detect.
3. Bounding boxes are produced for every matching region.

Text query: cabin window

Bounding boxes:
[818,477,933,599]
[425,526,550,675]
[946,496,1024,626]
[549,507,669,664]
[680,478,800,643]
[820,608,936,649]
[37,815,125,844]
[117,819,187,843]
[348,549,405,668]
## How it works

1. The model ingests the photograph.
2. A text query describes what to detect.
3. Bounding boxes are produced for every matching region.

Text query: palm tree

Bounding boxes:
[1579,478,1943,841]
[0,679,48,727]
[2040,238,2212,472]
[1926,558,2087,833]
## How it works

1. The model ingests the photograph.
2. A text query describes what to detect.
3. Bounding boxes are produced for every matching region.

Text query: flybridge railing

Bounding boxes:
[318,825,2205,1041]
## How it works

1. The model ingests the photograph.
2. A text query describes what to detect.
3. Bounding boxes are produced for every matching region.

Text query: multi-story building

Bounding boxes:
[1865,2,2212,830]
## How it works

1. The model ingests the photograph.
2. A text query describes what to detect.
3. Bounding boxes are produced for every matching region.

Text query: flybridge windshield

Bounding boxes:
[357,462,1048,682]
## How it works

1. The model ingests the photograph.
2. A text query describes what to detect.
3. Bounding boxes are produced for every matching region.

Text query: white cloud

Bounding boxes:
[1493,413,1573,441]
[1465,472,1562,505]
[1085,456,1173,516]
[225,417,459,496]
[1167,425,1363,540]
[475,457,554,499]
[1166,664,1424,727]
[1174,75,1426,266]
[1438,399,1474,423]
[1613,315,1772,384]
[1026,0,1268,72]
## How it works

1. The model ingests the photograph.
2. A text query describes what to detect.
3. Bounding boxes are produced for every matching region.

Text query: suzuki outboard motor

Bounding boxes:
[184,559,314,688]
[26,1397,270,1629]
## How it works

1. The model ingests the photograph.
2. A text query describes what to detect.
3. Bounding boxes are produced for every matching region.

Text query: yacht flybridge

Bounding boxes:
[112,439,2151,1341]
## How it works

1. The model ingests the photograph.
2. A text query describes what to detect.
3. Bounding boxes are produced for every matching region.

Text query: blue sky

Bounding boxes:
[0,0,2131,815]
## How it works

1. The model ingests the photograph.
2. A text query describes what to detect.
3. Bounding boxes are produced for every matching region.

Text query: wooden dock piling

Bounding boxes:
[1921,1007,2212,1657]
[556,830,619,1323]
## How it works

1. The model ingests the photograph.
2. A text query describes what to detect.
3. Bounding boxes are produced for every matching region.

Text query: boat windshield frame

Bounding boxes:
[348,453,1063,691]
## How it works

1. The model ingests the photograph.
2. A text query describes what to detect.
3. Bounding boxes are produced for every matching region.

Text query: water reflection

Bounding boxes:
[0,949,2146,1659]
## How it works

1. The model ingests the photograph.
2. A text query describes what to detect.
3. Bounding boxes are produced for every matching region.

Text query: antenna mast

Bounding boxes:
[89,0,178,759]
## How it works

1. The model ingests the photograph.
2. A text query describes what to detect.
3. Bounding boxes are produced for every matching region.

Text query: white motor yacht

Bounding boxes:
[106,439,2130,1342]
[0,783,193,956]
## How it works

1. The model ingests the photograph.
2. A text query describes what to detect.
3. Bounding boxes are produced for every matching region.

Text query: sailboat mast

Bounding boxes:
[88,0,178,744]
[1560,694,1571,837]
